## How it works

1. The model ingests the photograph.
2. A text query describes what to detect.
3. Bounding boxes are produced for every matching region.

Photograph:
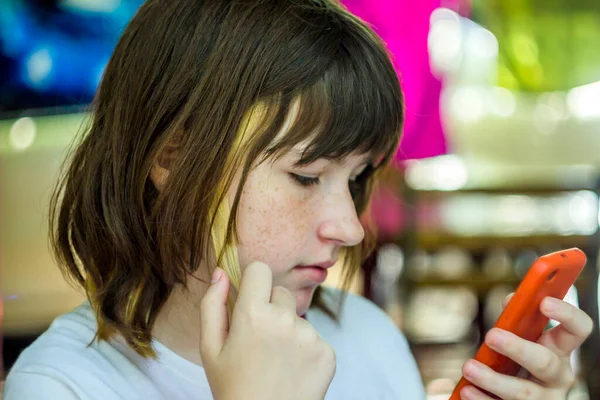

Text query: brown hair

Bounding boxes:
[49,0,404,357]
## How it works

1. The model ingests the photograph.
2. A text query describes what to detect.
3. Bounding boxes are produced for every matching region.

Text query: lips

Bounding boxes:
[296,260,336,270]
[293,260,336,284]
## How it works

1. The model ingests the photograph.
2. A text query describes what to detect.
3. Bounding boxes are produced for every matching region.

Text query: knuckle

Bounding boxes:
[320,343,337,368]
[542,352,564,381]
[278,309,296,329]
[538,351,560,376]
[296,321,323,348]
[298,325,320,345]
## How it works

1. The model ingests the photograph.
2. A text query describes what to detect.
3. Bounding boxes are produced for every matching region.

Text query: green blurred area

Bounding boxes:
[473,0,600,91]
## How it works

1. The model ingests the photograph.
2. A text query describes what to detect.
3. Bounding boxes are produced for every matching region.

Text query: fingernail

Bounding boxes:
[461,386,477,399]
[211,268,224,284]
[464,360,482,379]
[543,297,559,312]
[488,329,508,349]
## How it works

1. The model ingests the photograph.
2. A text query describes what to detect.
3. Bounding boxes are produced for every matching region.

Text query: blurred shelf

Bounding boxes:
[410,186,598,196]
[405,274,520,292]
[415,234,591,252]
[405,273,590,294]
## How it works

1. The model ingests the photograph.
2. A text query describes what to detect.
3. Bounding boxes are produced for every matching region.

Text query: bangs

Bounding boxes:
[263,39,404,167]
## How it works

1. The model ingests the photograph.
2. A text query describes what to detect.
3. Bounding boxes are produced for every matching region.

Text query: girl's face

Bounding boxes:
[230,146,370,316]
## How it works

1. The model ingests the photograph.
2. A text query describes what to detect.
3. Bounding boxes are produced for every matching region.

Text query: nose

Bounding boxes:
[317,191,365,247]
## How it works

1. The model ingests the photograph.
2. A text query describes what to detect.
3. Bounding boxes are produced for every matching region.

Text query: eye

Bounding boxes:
[289,173,320,187]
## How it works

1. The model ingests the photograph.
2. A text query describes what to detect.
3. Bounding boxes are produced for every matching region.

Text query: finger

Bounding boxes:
[538,297,594,357]
[485,328,571,386]
[199,268,231,359]
[270,285,297,312]
[294,317,323,346]
[236,261,273,307]
[502,293,514,310]
[459,385,494,400]
[462,359,544,400]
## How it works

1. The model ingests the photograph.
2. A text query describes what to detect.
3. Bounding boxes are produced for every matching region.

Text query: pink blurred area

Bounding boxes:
[367,186,406,238]
[342,0,449,161]
[1,296,3,379]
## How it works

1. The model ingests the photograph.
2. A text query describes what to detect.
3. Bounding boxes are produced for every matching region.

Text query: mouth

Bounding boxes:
[293,260,336,284]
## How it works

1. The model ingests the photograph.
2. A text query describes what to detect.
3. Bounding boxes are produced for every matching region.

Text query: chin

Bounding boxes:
[294,286,318,316]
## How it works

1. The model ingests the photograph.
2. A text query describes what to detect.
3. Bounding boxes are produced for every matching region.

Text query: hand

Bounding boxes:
[459,294,593,399]
[199,262,336,400]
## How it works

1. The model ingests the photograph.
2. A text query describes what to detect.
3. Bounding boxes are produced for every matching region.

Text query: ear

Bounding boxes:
[150,144,179,191]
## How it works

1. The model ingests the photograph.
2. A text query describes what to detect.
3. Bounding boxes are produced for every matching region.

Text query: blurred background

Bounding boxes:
[1,0,600,399]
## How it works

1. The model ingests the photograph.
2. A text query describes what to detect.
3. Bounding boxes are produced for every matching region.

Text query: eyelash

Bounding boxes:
[289,173,320,186]
[288,164,376,200]
[289,170,370,190]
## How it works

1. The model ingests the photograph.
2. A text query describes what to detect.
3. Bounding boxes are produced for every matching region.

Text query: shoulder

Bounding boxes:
[4,303,136,399]
[9,302,104,372]
[3,370,80,400]
[8,302,98,371]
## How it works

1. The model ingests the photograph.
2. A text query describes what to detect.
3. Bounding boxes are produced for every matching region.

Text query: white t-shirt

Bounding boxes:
[3,290,425,399]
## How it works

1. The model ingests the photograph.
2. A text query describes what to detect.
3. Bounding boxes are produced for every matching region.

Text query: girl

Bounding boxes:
[3,1,592,399]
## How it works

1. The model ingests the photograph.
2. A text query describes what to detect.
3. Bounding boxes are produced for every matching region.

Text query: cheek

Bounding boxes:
[235,174,314,271]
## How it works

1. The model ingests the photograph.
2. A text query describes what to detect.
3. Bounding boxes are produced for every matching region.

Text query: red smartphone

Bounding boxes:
[450,248,586,400]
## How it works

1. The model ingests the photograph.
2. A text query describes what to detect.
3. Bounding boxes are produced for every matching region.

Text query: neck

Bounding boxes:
[151,274,211,366]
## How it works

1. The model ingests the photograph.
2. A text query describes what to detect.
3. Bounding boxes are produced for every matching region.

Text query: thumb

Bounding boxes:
[199,267,231,360]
